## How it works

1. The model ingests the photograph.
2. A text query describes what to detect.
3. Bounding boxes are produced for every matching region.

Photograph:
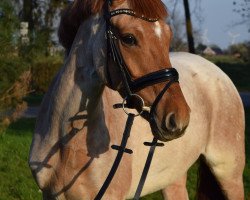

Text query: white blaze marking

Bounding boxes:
[154,21,162,39]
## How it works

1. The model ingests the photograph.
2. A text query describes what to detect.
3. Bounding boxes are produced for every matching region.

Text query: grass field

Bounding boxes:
[0,56,249,200]
[0,119,42,200]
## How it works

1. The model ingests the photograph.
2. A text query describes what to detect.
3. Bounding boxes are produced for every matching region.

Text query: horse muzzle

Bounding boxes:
[149,111,189,142]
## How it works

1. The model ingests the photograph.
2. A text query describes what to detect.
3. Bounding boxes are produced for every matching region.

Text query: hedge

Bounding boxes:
[31,55,63,93]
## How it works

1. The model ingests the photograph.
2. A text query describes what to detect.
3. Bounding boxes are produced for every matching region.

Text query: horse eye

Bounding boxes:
[121,34,137,46]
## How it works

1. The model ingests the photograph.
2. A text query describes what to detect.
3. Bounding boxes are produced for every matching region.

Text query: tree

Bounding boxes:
[0,0,67,131]
[15,0,68,56]
[22,0,34,29]
[228,42,250,62]
[183,0,195,53]
[233,0,250,32]
[0,0,31,131]
[165,0,203,53]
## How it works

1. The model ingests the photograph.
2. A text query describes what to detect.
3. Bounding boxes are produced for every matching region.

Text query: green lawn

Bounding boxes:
[0,119,42,200]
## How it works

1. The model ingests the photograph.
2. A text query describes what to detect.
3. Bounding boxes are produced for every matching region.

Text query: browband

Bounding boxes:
[109,9,158,22]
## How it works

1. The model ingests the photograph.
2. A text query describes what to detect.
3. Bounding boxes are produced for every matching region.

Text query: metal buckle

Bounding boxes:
[122,94,145,117]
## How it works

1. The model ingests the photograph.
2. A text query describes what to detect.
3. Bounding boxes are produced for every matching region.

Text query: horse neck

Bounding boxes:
[32,13,107,148]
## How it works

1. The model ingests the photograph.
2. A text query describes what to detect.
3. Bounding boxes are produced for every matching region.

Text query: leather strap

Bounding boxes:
[109,9,158,22]
[133,137,164,200]
[129,68,179,92]
[94,114,135,200]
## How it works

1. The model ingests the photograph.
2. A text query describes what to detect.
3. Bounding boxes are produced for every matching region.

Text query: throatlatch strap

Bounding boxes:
[94,114,135,200]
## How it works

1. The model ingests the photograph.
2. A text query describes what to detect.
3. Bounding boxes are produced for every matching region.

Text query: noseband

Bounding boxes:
[94,1,179,199]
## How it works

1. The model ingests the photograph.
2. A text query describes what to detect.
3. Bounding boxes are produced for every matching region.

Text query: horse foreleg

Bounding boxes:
[214,177,244,200]
[206,159,244,200]
[162,173,189,200]
[198,153,245,200]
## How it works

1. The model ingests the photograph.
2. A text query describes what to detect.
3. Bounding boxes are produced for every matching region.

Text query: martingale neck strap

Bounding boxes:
[94,114,135,200]
[133,138,164,200]
[94,111,165,200]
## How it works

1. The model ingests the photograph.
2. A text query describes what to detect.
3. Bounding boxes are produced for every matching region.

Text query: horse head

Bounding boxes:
[92,0,191,141]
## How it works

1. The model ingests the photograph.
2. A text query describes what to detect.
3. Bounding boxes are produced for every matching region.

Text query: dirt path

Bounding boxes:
[22,107,40,118]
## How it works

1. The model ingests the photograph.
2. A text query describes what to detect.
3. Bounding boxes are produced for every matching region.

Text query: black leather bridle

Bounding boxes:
[94,1,179,199]
[104,1,179,135]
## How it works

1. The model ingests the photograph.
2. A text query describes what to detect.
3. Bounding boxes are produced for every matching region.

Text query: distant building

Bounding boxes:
[210,46,223,55]
[196,44,224,56]
[203,47,216,56]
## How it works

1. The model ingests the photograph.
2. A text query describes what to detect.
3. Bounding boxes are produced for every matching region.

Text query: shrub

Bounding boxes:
[0,70,32,132]
[31,55,63,93]
[0,1,32,132]
[204,55,245,64]
[205,55,250,91]
[0,1,19,57]
[228,42,250,62]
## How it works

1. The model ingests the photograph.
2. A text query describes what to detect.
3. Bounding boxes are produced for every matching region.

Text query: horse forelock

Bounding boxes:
[58,0,168,51]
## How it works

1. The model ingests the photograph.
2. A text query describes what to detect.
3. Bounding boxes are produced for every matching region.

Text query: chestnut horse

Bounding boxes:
[29,0,245,199]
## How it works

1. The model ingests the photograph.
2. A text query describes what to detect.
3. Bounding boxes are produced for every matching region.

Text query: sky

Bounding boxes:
[163,0,250,49]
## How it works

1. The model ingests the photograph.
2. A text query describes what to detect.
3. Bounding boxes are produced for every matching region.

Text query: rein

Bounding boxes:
[94,1,179,199]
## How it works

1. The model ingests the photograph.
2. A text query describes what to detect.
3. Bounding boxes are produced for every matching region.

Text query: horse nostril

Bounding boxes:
[163,113,177,132]
[169,114,177,130]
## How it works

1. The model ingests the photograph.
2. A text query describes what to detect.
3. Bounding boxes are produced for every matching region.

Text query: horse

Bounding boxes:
[29,0,245,199]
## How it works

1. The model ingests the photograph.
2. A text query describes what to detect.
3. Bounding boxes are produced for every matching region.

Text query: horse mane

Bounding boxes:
[58,0,168,51]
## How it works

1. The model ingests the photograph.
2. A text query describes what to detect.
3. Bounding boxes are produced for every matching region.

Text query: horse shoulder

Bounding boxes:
[170,52,244,136]
[171,52,245,181]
